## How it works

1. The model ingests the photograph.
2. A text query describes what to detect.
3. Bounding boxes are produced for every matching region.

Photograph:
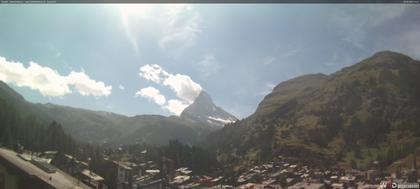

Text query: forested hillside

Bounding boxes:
[0,98,77,154]
[207,51,420,171]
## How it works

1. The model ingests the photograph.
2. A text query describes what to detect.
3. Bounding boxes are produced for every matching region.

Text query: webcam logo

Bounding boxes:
[380,181,394,189]
[381,181,420,189]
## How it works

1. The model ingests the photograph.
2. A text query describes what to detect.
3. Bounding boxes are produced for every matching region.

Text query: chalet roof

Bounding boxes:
[145,169,160,174]
[112,161,133,170]
[81,169,104,181]
[290,182,324,189]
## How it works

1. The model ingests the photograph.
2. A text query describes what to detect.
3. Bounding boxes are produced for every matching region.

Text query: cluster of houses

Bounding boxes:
[42,152,108,189]
[229,155,419,189]
[93,151,418,189]
[1,146,418,189]
[97,151,227,189]
[165,167,225,188]
[42,148,228,189]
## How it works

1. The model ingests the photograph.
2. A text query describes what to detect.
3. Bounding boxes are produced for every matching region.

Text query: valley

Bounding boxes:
[1,51,420,188]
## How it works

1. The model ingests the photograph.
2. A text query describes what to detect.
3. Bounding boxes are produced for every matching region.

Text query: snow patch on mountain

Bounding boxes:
[180,91,237,127]
[208,116,236,125]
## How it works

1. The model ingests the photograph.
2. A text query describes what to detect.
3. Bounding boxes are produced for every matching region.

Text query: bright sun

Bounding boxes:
[117,4,158,18]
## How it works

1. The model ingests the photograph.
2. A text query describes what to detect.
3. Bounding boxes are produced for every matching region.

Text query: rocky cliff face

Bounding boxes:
[181,91,237,127]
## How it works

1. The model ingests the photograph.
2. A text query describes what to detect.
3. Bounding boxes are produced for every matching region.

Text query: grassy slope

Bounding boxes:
[208,51,420,171]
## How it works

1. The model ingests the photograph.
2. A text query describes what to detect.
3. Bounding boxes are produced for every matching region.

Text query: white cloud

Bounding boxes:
[162,74,202,103]
[66,71,112,97]
[139,64,202,103]
[163,99,189,115]
[137,64,202,115]
[118,84,125,90]
[135,86,166,105]
[0,56,112,97]
[139,64,168,83]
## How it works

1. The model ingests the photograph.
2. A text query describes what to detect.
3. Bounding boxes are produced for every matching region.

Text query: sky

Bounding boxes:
[0,4,419,118]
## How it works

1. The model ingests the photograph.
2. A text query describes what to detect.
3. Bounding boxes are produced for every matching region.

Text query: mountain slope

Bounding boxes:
[0,82,228,146]
[207,51,420,171]
[181,91,237,127]
[0,81,52,122]
[0,82,79,154]
[0,81,130,143]
[35,103,128,143]
[107,91,237,146]
[109,115,214,146]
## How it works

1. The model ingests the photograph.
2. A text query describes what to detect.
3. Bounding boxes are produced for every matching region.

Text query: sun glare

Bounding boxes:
[117,4,158,18]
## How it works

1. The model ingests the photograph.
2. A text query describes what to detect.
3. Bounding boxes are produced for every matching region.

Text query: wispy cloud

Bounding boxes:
[46,43,62,58]
[117,4,158,55]
[323,50,356,70]
[332,5,407,49]
[262,46,300,66]
[198,53,221,77]
[0,56,112,97]
[158,5,201,57]
[262,56,276,65]
[116,4,201,57]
